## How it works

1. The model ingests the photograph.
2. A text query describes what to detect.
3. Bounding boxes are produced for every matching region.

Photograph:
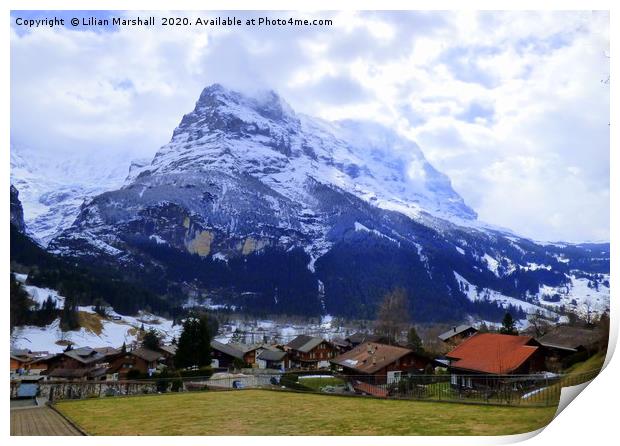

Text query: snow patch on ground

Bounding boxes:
[149,234,167,245]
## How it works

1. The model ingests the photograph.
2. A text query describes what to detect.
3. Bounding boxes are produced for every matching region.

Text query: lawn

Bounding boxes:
[56,389,556,436]
[565,351,606,375]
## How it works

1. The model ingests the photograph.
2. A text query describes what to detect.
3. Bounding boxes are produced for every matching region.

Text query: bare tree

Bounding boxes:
[527,311,551,338]
[375,288,411,344]
[582,300,594,326]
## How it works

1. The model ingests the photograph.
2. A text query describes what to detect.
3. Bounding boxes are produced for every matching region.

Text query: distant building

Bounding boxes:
[331,342,429,384]
[285,335,338,369]
[256,349,289,371]
[538,325,602,353]
[537,325,603,359]
[10,349,34,374]
[344,333,389,348]
[438,325,478,345]
[210,340,245,369]
[329,337,351,354]
[107,347,164,379]
[37,346,118,375]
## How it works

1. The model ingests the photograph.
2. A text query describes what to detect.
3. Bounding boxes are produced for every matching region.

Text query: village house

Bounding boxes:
[47,367,108,382]
[537,325,603,361]
[256,349,289,371]
[239,344,262,366]
[107,347,164,379]
[438,325,478,345]
[331,342,429,385]
[10,349,34,374]
[444,333,545,388]
[25,353,59,375]
[285,335,338,370]
[155,344,178,367]
[28,346,119,381]
[43,347,117,372]
[329,338,351,354]
[210,340,245,369]
[344,332,389,348]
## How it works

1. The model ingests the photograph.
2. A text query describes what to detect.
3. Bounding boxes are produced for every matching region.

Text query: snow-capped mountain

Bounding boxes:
[47,84,610,322]
[10,145,135,245]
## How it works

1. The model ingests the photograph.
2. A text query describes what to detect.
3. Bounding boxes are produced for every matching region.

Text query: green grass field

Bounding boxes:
[56,389,556,436]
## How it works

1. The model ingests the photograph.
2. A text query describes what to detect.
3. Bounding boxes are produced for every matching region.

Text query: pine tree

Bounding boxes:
[142,328,161,350]
[60,295,80,331]
[500,312,517,335]
[406,326,424,353]
[174,314,214,369]
[10,274,32,330]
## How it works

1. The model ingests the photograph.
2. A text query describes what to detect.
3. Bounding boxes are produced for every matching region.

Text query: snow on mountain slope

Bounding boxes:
[148,84,476,223]
[10,144,132,245]
[46,84,610,322]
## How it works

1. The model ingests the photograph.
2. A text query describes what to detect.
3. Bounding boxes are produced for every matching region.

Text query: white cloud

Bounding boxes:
[10,10,609,242]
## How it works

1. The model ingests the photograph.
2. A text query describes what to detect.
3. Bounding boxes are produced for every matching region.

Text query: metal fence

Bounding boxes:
[21,368,600,406]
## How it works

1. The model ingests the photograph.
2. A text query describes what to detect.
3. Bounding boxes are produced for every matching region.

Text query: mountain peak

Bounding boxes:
[152,84,477,222]
[194,83,295,123]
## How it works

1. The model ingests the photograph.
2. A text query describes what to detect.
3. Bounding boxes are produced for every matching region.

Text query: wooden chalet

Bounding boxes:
[256,349,289,371]
[10,349,34,373]
[444,333,545,388]
[537,325,603,360]
[331,342,429,385]
[438,325,478,345]
[210,340,245,369]
[107,347,164,379]
[285,335,338,370]
[345,333,389,348]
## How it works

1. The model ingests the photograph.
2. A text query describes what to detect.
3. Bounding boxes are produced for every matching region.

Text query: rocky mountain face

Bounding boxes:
[46,85,610,322]
[10,185,26,233]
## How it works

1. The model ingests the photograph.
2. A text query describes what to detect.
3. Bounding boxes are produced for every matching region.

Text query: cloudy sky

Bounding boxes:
[10,10,609,242]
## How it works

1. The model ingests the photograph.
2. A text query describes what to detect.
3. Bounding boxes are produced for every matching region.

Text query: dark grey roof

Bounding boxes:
[64,347,106,364]
[330,338,350,348]
[257,350,287,361]
[47,368,91,378]
[131,347,163,362]
[345,333,384,344]
[94,347,120,357]
[11,349,31,358]
[438,325,478,341]
[158,344,177,356]
[538,326,602,350]
[210,340,245,360]
[286,335,325,353]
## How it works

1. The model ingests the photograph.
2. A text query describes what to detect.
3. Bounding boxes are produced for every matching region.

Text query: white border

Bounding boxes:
[3,1,616,445]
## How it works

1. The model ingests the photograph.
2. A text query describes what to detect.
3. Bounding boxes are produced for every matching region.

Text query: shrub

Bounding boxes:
[171,379,184,392]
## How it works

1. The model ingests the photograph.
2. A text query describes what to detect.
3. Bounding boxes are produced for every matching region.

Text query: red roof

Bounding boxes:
[352,380,389,398]
[445,333,539,374]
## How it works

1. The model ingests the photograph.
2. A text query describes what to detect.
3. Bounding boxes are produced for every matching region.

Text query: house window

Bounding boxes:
[451,374,457,385]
